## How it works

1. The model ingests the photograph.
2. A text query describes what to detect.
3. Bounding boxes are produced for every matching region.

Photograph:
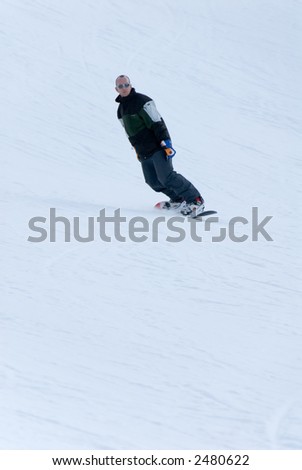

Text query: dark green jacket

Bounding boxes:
[116,88,171,159]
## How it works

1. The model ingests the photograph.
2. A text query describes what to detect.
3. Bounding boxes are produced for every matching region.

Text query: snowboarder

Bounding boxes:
[115,75,205,216]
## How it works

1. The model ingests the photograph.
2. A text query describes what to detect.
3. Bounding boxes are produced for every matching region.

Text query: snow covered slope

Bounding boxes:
[1,0,302,449]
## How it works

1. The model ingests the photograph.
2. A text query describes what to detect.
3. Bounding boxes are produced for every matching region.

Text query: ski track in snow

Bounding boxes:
[1,0,302,450]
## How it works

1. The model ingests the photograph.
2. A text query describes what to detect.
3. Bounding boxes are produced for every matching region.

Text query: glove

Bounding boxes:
[160,140,176,159]
[132,146,140,161]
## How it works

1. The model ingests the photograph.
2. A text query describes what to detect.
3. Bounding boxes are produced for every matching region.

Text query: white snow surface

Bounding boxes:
[1,0,302,450]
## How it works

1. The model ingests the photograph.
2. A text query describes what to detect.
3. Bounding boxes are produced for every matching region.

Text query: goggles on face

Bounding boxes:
[116,83,130,89]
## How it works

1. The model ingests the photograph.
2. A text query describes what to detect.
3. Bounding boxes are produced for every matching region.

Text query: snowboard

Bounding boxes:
[190,210,217,219]
[154,201,186,211]
[154,201,217,218]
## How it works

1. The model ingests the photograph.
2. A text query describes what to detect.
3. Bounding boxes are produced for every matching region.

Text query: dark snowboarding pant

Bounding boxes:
[141,150,200,203]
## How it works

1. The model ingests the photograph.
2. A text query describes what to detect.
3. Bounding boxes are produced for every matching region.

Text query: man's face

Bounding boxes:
[115,76,132,97]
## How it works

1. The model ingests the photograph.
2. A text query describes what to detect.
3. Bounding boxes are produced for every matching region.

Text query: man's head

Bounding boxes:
[115,75,132,97]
